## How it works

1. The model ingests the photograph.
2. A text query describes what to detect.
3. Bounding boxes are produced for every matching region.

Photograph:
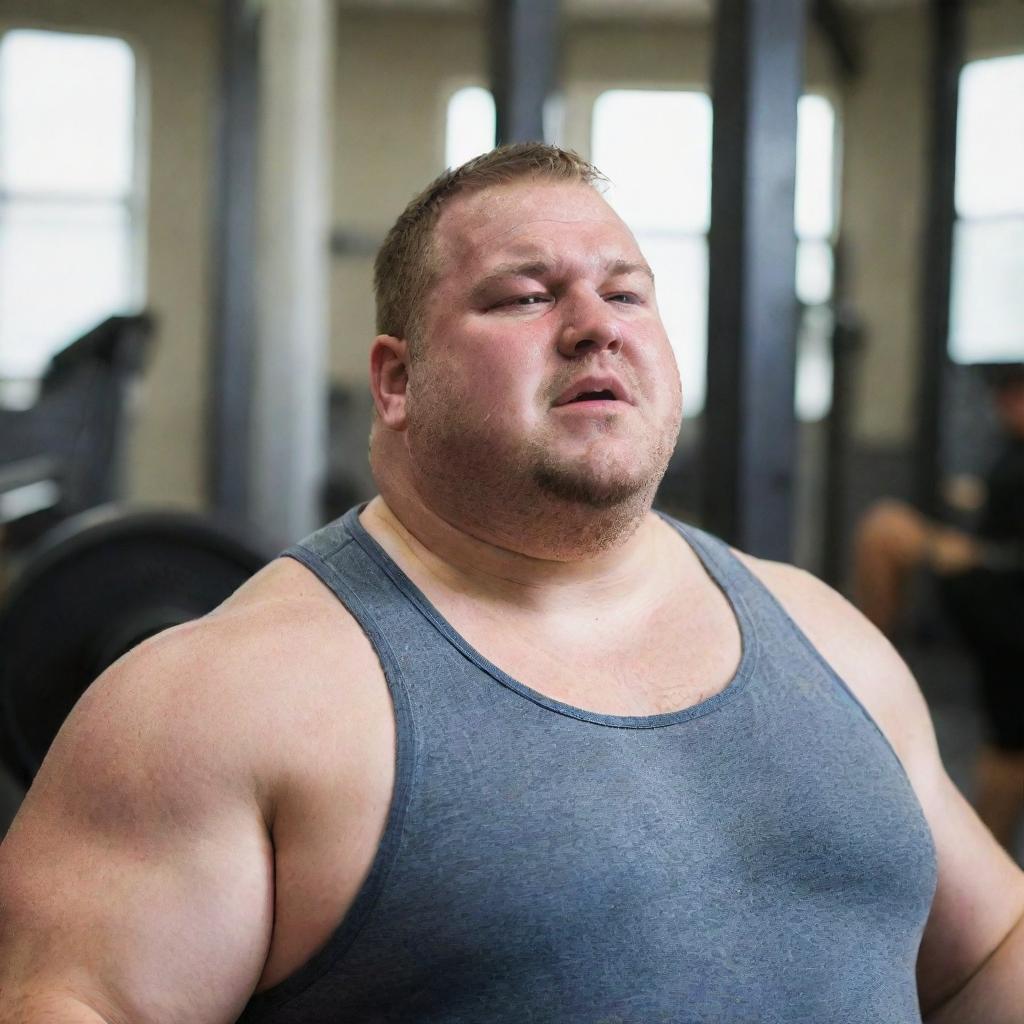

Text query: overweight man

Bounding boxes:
[1,144,1022,1023]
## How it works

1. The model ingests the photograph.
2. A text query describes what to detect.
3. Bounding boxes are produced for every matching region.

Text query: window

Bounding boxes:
[592,89,838,420]
[444,86,562,170]
[446,86,496,170]
[0,29,142,392]
[592,90,712,418]
[949,53,1024,365]
[794,94,838,422]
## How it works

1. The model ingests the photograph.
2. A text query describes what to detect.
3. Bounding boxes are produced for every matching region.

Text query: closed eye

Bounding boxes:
[493,294,551,310]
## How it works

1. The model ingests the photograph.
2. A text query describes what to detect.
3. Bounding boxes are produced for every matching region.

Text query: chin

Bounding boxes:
[529,427,674,509]
[531,458,660,510]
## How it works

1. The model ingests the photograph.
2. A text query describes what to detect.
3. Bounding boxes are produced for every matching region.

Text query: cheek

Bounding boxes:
[469,340,546,412]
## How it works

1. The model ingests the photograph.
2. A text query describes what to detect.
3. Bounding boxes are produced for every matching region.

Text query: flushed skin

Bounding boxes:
[0,179,1022,1024]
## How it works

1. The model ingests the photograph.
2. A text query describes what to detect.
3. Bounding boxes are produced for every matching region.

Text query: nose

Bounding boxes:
[556,292,623,359]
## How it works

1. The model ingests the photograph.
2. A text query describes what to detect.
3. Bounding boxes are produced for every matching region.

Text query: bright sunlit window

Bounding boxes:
[794,94,837,422]
[0,29,143,386]
[593,90,712,418]
[592,89,838,420]
[949,53,1024,365]
[446,86,496,170]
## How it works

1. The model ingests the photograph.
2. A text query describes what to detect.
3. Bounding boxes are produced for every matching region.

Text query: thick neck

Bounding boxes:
[359,477,669,616]
[370,423,659,557]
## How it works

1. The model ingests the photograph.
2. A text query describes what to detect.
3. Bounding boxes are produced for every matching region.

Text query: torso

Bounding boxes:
[221,510,744,991]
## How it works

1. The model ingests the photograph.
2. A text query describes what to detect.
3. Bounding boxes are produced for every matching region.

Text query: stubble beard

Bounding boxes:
[406,367,680,557]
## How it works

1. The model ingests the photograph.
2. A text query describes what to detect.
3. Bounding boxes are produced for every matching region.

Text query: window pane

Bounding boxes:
[592,90,712,234]
[795,94,835,238]
[955,55,1024,218]
[446,86,495,170]
[796,238,833,306]
[795,304,834,422]
[0,30,135,196]
[639,234,706,417]
[0,200,133,376]
[949,217,1024,364]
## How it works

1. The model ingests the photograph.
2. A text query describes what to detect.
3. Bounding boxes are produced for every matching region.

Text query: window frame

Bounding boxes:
[0,22,149,386]
[948,50,1024,367]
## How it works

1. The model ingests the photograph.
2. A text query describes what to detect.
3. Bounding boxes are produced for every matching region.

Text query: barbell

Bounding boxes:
[0,506,272,788]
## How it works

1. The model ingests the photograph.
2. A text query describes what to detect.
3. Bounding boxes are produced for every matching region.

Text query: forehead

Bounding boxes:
[432,180,641,279]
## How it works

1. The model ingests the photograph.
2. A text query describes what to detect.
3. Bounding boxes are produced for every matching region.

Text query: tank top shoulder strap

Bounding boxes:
[660,512,898,741]
[659,513,841,678]
[280,506,429,640]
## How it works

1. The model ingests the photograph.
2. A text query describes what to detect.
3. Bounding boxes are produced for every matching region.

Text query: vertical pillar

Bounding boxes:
[915,0,963,516]
[208,0,260,523]
[251,0,333,544]
[488,0,560,144]
[703,0,806,561]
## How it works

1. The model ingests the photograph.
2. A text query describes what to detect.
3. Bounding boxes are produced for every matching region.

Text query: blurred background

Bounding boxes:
[0,0,1021,856]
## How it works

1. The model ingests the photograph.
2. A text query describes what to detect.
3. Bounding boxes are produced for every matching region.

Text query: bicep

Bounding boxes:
[912,748,1024,1013]
[0,637,275,1024]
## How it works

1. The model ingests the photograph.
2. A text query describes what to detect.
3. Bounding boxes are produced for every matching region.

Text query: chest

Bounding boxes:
[251,668,937,1022]
[435,578,744,717]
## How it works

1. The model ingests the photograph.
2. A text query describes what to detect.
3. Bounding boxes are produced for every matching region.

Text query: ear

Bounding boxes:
[370,334,410,430]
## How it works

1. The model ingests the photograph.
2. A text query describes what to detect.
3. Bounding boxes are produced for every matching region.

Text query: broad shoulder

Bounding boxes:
[31,554,386,825]
[732,551,934,772]
[120,553,379,716]
[0,557,388,1024]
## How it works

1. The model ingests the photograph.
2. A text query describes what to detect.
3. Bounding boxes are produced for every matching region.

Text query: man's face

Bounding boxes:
[402,179,682,514]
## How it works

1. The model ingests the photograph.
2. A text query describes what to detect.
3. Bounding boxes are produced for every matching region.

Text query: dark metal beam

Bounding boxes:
[915,0,964,516]
[703,0,806,561]
[208,0,260,522]
[821,241,865,587]
[811,0,861,79]
[488,0,560,144]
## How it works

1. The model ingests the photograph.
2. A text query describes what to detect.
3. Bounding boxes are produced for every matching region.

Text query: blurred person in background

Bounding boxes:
[856,364,1024,848]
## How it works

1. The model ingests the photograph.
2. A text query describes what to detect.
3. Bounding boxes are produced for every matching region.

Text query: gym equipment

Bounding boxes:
[0,315,154,547]
[0,505,272,787]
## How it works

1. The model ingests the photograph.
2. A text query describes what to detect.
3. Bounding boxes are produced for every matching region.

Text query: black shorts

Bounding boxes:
[938,568,1024,751]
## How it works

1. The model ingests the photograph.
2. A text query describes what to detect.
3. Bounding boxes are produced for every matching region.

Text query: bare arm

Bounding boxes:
[924,911,1024,1024]
[746,557,1024,1024]
[0,622,276,1024]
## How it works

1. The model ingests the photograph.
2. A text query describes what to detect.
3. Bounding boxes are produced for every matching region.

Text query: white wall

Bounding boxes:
[843,0,1024,445]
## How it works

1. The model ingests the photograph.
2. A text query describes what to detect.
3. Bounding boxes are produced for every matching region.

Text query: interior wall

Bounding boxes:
[0,0,218,512]
[968,0,1024,58]
[843,0,1024,446]
[330,11,483,386]
[841,5,928,445]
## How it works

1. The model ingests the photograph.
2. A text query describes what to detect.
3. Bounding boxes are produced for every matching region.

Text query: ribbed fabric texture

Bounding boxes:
[237,506,937,1024]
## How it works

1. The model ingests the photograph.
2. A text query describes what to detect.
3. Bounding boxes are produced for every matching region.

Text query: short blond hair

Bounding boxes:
[373,143,605,349]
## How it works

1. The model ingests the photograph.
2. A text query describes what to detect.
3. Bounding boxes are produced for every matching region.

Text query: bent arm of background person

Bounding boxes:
[749,558,1024,1024]
[0,622,276,1024]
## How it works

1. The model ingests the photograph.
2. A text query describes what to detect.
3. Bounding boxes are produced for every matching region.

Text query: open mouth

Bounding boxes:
[554,377,630,406]
[567,389,617,403]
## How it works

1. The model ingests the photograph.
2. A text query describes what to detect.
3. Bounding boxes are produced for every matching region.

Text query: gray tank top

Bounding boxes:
[237,506,937,1024]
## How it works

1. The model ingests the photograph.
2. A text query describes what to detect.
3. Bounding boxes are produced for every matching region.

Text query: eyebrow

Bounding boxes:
[469,257,654,300]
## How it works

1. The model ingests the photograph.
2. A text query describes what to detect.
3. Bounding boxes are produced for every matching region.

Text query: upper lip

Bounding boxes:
[553,374,632,407]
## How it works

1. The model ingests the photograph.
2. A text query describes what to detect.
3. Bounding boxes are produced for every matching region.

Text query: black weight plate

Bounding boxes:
[0,505,272,787]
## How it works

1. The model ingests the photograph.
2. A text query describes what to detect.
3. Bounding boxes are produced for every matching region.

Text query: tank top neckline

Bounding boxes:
[342,504,761,730]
